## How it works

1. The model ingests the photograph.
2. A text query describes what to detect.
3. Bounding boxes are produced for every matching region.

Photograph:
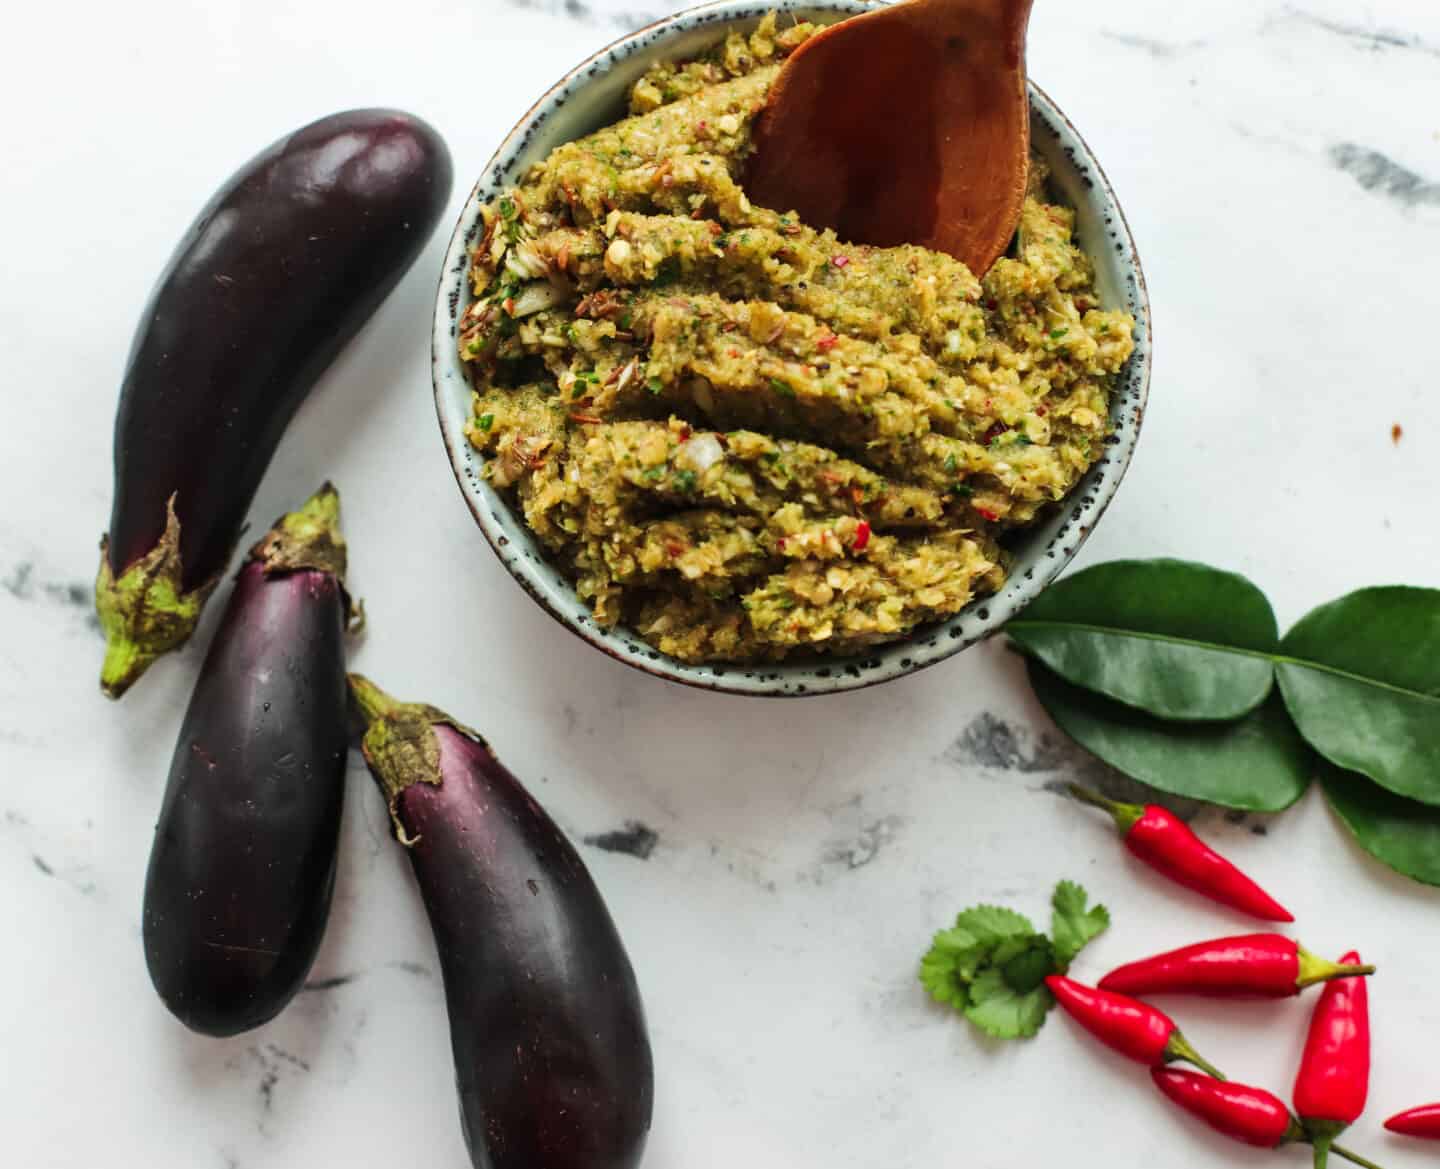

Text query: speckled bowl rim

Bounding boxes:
[433,0,1152,697]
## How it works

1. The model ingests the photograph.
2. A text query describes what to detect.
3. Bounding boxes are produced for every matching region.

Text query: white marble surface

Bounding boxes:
[4,0,1440,1165]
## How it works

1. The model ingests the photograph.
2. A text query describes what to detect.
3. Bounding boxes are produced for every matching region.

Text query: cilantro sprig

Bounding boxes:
[919,880,1109,1040]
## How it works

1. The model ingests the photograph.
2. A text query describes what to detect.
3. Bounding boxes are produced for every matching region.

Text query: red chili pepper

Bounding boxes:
[815,332,839,353]
[1151,1071,1386,1168]
[1386,1104,1440,1140]
[1294,951,1370,1167]
[975,506,1000,523]
[1068,785,1293,921]
[1045,976,1223,1079]
[1153,1068,1300,1149]
[1101,935,1375,999]
[851,521,871,552]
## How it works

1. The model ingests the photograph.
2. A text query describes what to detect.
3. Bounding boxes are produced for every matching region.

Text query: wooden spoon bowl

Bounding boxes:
[747,0,1034,274]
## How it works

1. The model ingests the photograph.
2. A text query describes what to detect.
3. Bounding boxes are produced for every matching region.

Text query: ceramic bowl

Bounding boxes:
[432,0,1151,696]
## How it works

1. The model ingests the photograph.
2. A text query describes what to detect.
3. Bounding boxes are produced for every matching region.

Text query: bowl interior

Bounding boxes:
[432,0,1151,696]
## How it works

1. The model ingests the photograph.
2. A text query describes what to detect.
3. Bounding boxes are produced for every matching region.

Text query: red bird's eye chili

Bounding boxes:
[851,521,871,552]
[1100,934,1375,1000]
[1068,785,1293,922]
[1150,1070,1386,1168]
[1044,976,1223,1079]
[1294,951,1371,1168]
[1386,1104,1440,1140]
[1153,1068,1300,1149]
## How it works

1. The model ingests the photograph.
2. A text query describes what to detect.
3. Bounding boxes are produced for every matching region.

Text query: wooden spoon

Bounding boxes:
[746,0,1034,275]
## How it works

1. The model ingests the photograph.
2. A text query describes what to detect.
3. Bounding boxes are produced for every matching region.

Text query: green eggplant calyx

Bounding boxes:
[250,482,348,581]
[96,494,216,699]
[249,482,355,621]
[348,674,485,847]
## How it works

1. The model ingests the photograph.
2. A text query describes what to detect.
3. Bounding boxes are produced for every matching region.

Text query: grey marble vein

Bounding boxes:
[584,820,659,859]
[1330,143,1440,208]
[1280,4,1440,58]
[1100,30,1206,59]
[820,815,903,873]
[3,560,98,629]
[505,0,671,32]
[944,712,1072,774]
[300,960,435,994]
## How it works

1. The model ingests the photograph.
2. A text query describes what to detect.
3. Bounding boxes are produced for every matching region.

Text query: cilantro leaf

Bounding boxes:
[964,967,1055,1040]
[919,926,986,1010]
[920,879,1110,1041]
[1050,880,1110,969]
[996,935,1057,994]
[951,905,1035,948]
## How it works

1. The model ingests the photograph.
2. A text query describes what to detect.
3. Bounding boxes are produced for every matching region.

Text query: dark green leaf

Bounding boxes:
[1007,559,1277,720]
[1319,761,1440,887]
[964,969,1053,1040]
[996,936,1056,994]
[1278,587,1440,805]
[1050,881,1110,969]
[1028,663,1313,812]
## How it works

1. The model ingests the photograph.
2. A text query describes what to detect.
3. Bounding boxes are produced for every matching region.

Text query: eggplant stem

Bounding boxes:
[249,482,348,581]
[96,494,216,698]
[348,674,482,847]
[349,673,405,725]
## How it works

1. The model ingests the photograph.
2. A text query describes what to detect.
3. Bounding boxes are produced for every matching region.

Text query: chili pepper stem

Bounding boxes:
[1295,945,1376,989]
[1066,783,1143,833]
[1163,1032,1226,1081]
[1329,1143,1387,1169]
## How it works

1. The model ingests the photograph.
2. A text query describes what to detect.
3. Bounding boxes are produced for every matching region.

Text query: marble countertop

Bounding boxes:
[5,0,1440,1164]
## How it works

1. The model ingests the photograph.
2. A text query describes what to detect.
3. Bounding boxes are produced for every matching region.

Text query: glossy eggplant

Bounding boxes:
[143,485,351,1037]
[97,108,452,697]
[351,677,654,1169]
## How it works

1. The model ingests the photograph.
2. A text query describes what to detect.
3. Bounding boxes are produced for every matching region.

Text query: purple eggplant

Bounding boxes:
[97,108,451,698]
[351,677,654,1169]
[143,485,351,1037]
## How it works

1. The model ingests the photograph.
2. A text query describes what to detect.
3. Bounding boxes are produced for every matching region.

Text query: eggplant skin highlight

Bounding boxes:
[97,108,452,697]
[142,485,350,1037]
[351,676,655,1169]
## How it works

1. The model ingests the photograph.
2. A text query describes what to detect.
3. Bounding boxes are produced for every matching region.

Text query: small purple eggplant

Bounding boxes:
[351,677,654,1169]
[97,108,451,697]
[143,485,351,1036]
